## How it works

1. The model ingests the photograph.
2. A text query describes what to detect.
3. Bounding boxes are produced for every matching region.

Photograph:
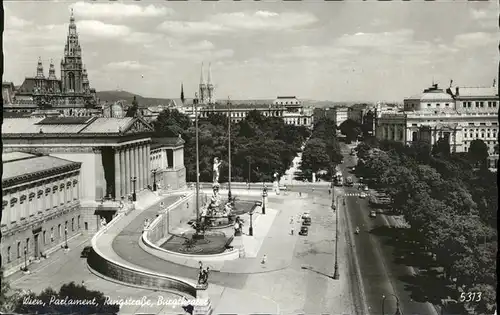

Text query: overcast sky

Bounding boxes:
[4,1,498,102]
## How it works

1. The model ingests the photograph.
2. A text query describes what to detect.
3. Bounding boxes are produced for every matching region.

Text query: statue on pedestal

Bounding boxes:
[234,216,243,236]
[213,157,222,185]
[197,262,210,285]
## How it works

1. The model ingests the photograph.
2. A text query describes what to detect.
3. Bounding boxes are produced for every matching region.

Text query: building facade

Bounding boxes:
[2,10,98,116]
[150,136,186,190]
[181,96,314,127]
[2,117,157,230]
[376,83,499,168]
[1,152,82,276]
[333,106,349,127]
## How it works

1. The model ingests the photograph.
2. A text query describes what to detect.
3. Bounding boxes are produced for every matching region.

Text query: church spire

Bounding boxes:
[180,82,185,105]
[36,57,45,79]
[207,62,212,85]
[48,59,57,80]
[200,62,205,85]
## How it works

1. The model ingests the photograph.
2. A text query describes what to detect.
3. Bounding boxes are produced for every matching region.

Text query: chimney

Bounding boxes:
[455,87,459,96]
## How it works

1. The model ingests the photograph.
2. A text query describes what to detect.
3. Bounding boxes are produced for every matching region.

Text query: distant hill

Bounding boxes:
[96,90,174,107]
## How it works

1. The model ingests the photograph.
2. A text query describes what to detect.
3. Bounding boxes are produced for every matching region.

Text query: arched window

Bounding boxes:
[68,72,75,91]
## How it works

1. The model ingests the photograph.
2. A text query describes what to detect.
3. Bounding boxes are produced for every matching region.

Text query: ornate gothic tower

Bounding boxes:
[199,62,207,104]
[48,59,57,80]
[207,62,215,104]
[35,57,45,79]
[61,9,84,94]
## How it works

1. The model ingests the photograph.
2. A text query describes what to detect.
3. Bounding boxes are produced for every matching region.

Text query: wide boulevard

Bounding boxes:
[336,144,438,315]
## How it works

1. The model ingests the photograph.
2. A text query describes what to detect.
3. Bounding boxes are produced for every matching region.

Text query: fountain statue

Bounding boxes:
[213,157,222,185]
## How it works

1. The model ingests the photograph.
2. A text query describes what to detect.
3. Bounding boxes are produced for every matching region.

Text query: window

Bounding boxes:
[464,133,467,138]
[445,103,449,107]
[72,218,75,231]
[493,102,497,107]
[50,227,54,242]
[465,147,468,152]
[43,231,46,245]
[436,103,440,107]
[487,133,490,138]
[476,133,479,138]
[481,133,485,138]
[480,123,486,126]
[468,123,474,126]
[463,103,466,107]
[17,242,21,258]
[469,133,473,138]
[7,246,11,263]
[427,104,431,107]
[475,102,479,107]
[78,215,81,229]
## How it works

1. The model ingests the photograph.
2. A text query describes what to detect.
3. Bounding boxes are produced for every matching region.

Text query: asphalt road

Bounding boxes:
[338,147,438,315]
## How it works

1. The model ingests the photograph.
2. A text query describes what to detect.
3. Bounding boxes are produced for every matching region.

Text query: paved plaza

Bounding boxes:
[9,184,357,315]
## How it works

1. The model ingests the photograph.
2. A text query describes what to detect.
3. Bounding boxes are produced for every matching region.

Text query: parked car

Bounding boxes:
[369,210,377,218]
[302,211,311,219]
[299,226,309,236]
[363,185,369,191]
[81,246,92,258]
[302,217,312,226]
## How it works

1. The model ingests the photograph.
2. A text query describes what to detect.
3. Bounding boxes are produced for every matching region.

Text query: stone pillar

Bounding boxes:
[124,147,130,195]
[146,143,151,186]
[194,286,212,315]
[133,146,138,186]
[114,148,121,200]
[120,149,126,198]
[142,145,147,188]
[138,144,144,190]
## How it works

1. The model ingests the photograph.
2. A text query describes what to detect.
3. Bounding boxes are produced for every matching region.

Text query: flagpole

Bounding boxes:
[228,96,232,201]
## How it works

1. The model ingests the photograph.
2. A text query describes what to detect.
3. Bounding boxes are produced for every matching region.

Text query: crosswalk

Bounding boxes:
[343,192,372,197]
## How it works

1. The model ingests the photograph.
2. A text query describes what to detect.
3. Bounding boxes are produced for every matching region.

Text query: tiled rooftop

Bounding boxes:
[2,117,147,135]
[2,154,79,182]
[2,152,36,162]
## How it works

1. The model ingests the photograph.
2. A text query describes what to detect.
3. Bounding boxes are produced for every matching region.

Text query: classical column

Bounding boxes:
[138,144,144,190]
[114,148,121,200]
[146,143,151,186]
[120,148,125,197]
[124,147,130,195]
[133,146,138,185]
[142,144,147,187]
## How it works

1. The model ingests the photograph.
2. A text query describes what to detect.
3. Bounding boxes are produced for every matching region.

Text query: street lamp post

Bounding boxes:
[64,227,68,249]
[333,195,344,280]
[152,169,157,191]
[227,97,232,201]
[23,246,28,271]
[249,210,254,236]
[382,294,402,315]
[131,177,137,201]
[262,186,268,215]
[194,93,203,238]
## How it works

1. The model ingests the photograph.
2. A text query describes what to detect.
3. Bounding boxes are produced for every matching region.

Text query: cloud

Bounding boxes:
[104,61,152,71]
[76,20,131,39]
[7,15,33,29]
[336,29,414,48]
[453,32,498,48]
[72,1,172,19]
[157,11,317,36]
[272,46,354,60]
[470,6,498,29]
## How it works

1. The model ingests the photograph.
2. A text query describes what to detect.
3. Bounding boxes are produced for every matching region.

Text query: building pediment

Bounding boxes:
[122,117,154,135]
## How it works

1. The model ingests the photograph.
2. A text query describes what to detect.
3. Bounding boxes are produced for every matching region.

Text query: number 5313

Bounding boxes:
[459,292,481,302]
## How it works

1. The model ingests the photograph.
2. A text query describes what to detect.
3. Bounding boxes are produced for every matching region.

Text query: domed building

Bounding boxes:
[376,82,498,169]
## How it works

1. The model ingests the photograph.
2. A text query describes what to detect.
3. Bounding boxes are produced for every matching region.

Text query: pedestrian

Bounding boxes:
[81,280,85,286]
[291,226,294,235]
[299,191,302,197]
[290,216,294,224]
[261,254,267,264]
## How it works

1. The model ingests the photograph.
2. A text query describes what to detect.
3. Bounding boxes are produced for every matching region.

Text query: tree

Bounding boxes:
[468,139,489,167]
[153,109,192,137]
[299,138,331,178]
[339,119,362,143]
[125,96,139,117]
[431,138,451,158]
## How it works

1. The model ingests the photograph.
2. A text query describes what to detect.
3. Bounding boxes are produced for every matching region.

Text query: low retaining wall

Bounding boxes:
[142,193,241,269]
[87,199,197,298]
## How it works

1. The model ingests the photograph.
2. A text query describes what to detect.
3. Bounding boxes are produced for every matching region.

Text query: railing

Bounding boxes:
[88,204,198,297]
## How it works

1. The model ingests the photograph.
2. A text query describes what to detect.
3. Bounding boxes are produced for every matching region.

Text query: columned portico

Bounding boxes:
[114,149,121,200]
